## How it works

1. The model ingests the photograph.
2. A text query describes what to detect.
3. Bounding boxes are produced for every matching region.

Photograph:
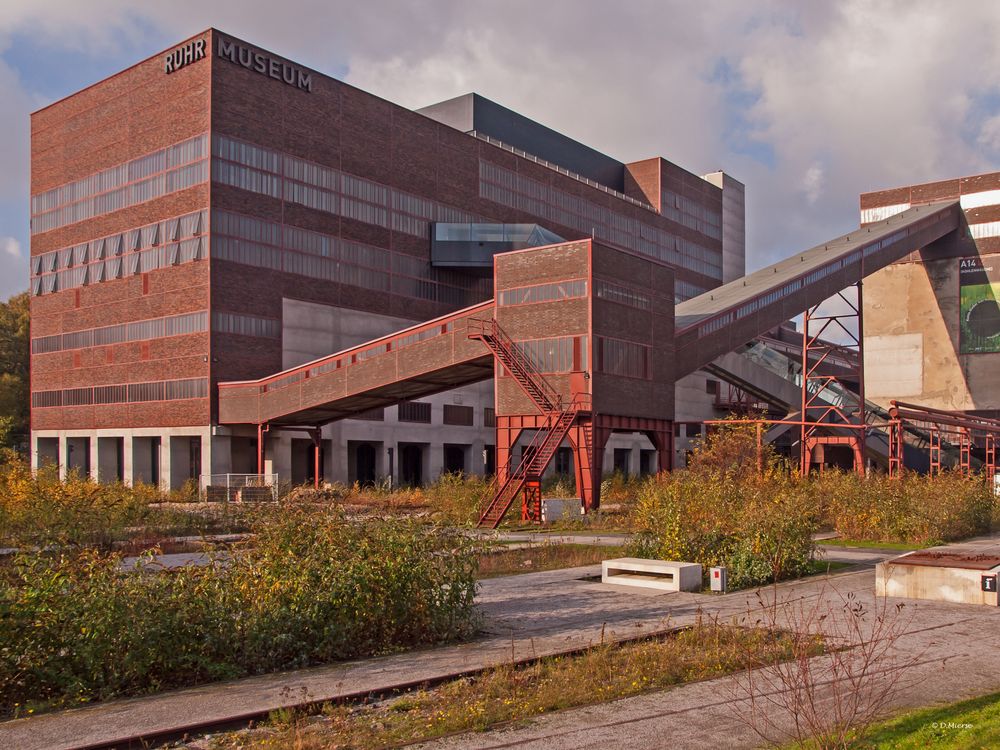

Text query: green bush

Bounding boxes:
[0,507,479,717]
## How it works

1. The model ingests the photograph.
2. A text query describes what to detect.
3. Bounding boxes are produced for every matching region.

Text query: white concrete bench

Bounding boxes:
[601,558,702,592]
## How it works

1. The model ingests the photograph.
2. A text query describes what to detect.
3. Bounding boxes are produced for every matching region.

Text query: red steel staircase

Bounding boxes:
[468,318,590,528]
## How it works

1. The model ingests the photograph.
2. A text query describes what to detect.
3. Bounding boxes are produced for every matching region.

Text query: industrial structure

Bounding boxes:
[27,29,1000,522]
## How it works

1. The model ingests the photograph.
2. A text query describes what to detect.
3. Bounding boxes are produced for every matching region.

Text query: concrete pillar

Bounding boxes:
[97,436,122,483]
[160,435,173,492]
[122,436,133,487]
[199,433,210,486]
[58,436,67,480]
[169,436,191,491]
[428,441,444,481]
[87,435,99,481]
[264,434,292,483]
[211,434,231,476]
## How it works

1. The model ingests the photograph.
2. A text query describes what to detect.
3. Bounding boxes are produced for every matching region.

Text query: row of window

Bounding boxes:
[594,336,652,380]
[31,135,209,234]
[498,279,587,307]
[213,210,491,309]
[31,377,209,408]
[660,189,723,240]
[479,161,724,280]
[212,134,481,238]
[31,210,207,296]
[675,280,709,303]
[31,311,208,354]
[594,279,652,310]
[349,403,484,426]
[212,311,281,339]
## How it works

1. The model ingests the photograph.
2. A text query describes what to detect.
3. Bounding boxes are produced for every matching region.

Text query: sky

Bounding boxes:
[1,0,999,302]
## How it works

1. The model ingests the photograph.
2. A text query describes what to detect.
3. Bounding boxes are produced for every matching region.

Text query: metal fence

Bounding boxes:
[199,473,278,502]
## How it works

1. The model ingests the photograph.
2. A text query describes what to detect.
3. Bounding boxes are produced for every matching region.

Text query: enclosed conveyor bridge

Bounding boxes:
[219,201,963,431]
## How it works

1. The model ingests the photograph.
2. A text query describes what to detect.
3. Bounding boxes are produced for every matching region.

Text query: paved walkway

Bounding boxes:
[3,541,995,750]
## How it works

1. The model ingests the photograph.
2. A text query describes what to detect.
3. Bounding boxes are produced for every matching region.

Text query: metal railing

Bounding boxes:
[200,473,278,502]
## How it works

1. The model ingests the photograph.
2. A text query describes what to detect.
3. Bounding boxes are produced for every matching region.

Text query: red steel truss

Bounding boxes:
[887,401,1000,480]
[800,281,866,475]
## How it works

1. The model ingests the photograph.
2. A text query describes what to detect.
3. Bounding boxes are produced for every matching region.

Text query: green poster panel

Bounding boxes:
[960,256,1000,353]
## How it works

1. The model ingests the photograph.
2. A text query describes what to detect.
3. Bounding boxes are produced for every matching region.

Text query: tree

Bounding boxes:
[0,291,30,451]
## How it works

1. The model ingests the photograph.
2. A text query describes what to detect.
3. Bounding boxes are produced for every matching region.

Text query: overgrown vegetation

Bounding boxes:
[0,507,479,718]
[820,470,995,545]
[208,622,818,750]
[0,456,240,549]
[628,422,998,588]
[629,423,820,589]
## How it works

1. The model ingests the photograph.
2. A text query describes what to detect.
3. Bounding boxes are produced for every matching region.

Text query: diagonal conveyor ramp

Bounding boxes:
[674,201,962,378]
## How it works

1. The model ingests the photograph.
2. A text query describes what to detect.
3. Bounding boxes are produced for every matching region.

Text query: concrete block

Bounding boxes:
[876,560,1000,607]
[602,557,702,592]
[541,497,582,523]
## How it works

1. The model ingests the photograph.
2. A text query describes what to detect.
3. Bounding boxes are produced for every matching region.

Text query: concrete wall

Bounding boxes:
[864,256,1000,410]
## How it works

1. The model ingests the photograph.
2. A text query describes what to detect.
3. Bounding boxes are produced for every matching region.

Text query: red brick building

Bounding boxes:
[29,29,744,488]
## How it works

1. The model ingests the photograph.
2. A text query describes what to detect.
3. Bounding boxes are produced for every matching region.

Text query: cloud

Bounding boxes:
[1,237,20,259]
[0,0,998,285]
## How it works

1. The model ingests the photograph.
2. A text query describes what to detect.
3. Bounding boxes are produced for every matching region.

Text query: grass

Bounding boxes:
[209,622,820,750]
[476,543,611,578]
[787,691,1000,748]
[818,539,930,551]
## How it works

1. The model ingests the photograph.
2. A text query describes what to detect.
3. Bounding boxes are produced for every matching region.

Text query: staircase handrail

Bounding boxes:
[467,317,564,414]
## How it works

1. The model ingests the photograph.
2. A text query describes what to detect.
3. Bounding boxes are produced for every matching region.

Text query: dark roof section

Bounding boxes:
[417,93,626,191]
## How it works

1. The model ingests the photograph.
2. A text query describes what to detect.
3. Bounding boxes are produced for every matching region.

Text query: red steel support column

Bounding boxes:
[800,281,866,476]
[959,428,972,477]
[569,421,594,513]
[644,427,673,474]
[311,428,322,489]
[589,421,611,511]
[495,416,524,488]
[987,433,997,485]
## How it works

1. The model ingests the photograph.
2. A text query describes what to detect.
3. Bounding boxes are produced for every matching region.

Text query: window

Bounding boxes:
[513,336,586,373]
[499,279,587,306]
[32,311,208,353]
[594,279,651,310]
[595,336,651,380]
[443,404,474,426]
[398,401,431,423]
[484,407,496,428]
